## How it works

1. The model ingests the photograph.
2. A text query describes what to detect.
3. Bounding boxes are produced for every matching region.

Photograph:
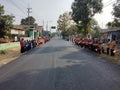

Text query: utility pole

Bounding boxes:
[43,20,44,31]
[27,7,32,27]
[27,6,33,38]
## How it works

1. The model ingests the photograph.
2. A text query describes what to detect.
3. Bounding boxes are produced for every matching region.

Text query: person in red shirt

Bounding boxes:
[20,38,25,53]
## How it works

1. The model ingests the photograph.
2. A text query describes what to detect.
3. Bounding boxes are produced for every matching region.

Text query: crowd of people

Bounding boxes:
[20,36,50,53]
[72,36,116,56]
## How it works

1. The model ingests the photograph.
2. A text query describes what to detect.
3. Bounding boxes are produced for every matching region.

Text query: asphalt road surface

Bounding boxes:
[0,37,120,90]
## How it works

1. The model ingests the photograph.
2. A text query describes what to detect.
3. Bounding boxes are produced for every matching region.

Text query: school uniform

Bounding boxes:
[110,40,116,56]
[106,41,110,55]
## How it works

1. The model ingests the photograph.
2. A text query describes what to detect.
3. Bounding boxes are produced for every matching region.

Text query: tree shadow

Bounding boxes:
[0,62,120,90]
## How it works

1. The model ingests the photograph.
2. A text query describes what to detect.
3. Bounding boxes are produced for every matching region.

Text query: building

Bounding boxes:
[11,25,26,41]
[11,25,43,41]
[101,28,120,42]
[29,25,43,39]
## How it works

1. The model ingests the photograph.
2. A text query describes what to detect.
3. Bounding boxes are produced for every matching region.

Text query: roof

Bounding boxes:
[101,28,120,33]
[13,25,29,30]
[13,25,43,32]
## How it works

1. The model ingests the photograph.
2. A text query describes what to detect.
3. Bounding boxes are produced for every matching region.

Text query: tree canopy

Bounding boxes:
[21,16,36,25]
[0,5,14,38]
[0,5,4,16]
[107,3,120,28]
[57,12,73,36]
[71,0,103,36]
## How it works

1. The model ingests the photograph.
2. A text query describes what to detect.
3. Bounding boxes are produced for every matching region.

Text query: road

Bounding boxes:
[0,37,120,90]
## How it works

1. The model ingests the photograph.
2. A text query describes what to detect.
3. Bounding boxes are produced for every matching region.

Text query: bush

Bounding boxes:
[0,38,11,43]
[0,50,7,54]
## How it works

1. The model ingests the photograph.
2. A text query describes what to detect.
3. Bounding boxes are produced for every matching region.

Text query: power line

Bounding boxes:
[104,0,114,5]
[6,0,26,15]
[5,10,25,17]
[16,0,27,9]
[104,0,115,8]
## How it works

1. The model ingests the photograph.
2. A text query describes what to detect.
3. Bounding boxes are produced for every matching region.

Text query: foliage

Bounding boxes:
[71,0,103,36]
[57,12,74,36]
[107,3,120,28]
[57,12,72,31]
[0,5,4,16]
[39,32,43,37]
[0,5,14,38]
[0,18,6,38]
[90,19,101,38]
[0,50,6,54]
[67,24,79,35]
[21,16,36,37]
[113,3,120,19]
[91,27,101,38]
[107,20,120,28]
[21,16,36,25]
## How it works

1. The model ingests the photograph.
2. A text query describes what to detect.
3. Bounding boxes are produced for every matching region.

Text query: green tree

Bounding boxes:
[107,3,120,28]
[0,5,14,38]
[0,18,6,38]
[21,16,36,25]
[113,3,120,20]
[3,15,14,36]
[57,12,74,37]
[21,16,36,37]
[67,24,79,35]
[0,5,4,16]
[71,0,103,36]
[91,19,101,38]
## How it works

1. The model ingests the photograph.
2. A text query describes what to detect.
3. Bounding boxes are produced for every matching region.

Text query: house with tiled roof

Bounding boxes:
[11,25,43,41]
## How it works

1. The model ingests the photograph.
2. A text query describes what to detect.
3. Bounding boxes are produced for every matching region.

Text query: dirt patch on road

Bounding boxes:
[0,46,21,67]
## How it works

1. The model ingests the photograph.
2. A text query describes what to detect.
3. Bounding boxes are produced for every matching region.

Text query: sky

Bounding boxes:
[94,0,116,28]
[0,0,117,32]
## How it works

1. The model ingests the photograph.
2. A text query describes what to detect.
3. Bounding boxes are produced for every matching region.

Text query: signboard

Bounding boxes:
[51,26,56,29]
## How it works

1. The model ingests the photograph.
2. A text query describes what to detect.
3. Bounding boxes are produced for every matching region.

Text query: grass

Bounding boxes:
[0,42,20,51]
[100,50,120,64]
[0,50,7,54]
[0,46,20,61]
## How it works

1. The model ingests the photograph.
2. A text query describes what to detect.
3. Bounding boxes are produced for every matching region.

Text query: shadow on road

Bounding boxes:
[0,47,120,90]
[0,62,120,90]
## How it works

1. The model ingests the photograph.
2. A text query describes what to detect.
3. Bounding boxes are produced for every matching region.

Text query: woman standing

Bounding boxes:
[106,39,110,55]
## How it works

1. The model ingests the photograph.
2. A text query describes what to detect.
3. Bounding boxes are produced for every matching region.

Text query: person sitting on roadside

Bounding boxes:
[106,39,110,55]
[110,38,116,56]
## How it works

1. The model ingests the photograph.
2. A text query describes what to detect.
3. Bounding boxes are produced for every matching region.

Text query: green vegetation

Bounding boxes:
[57,0,103,38]
[21,16,36,25]
[107,3,120,28]
[0,50,7,54]
[0,5,14,38]
[0,42,20,51]
[71,0,103,36]
[57,12,77,38]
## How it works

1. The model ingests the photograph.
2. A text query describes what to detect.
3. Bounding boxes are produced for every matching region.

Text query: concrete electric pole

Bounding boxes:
[27,7,32,27]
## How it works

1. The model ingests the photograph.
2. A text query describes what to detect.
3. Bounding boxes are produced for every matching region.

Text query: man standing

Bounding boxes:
[20,38,25,53]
